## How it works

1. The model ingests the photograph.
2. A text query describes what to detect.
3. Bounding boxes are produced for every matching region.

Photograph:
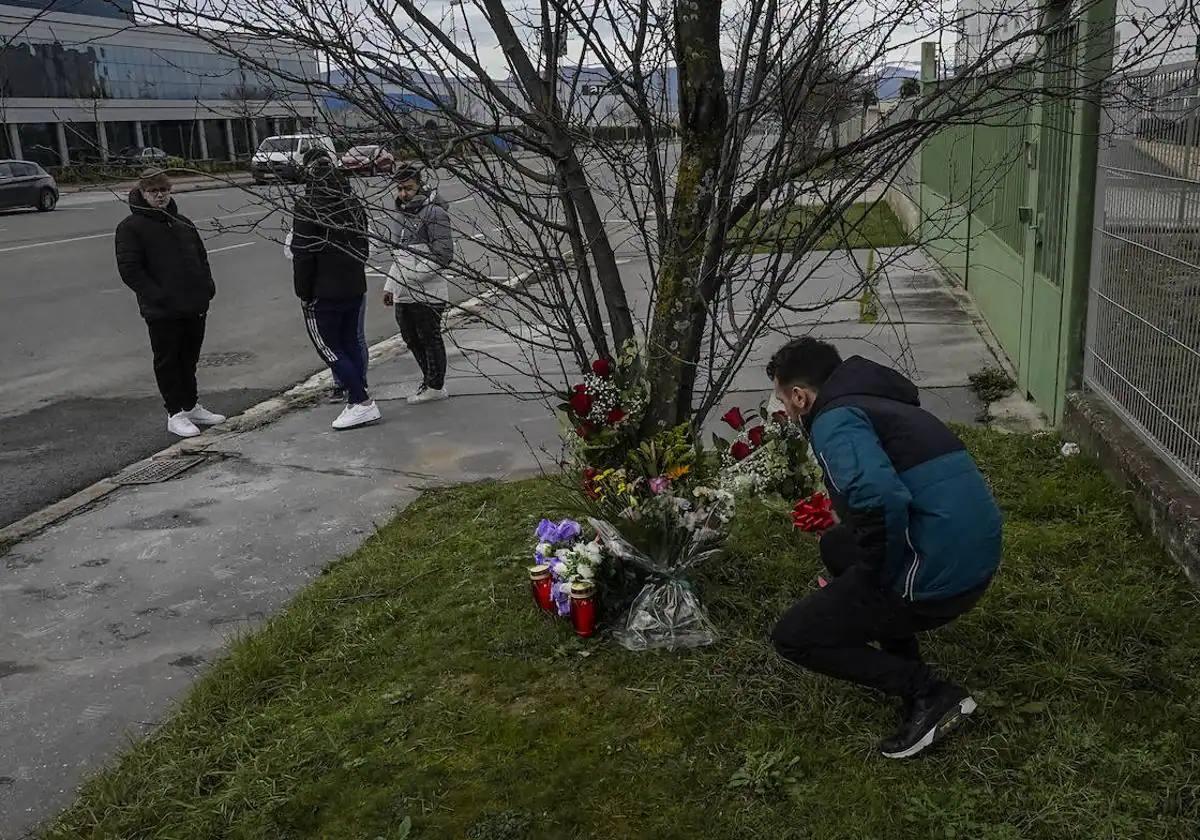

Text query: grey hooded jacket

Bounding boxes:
[379,190,454,304]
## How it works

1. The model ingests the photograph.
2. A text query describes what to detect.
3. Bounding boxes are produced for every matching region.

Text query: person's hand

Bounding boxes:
[382,291,395,307]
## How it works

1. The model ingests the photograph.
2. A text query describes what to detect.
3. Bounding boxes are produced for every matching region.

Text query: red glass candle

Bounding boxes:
[529,564,553,612]
[569,581,596,638]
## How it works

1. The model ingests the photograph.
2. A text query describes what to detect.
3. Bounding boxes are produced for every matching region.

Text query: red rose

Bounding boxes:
[722,407,746,431]
[791,492,835,532]
[572,383,587,394]
[730,441,751,461]
[582,466,600,498]
[576,421,596,439]
[591,358,612,378]
[606,408,626,425]
[772,410,789,424]
[569,391,594,417]
[748,425,766,448]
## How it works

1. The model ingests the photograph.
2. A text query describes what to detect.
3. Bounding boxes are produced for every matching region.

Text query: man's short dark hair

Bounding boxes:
[766,337,843,390]
[392,164,422,184]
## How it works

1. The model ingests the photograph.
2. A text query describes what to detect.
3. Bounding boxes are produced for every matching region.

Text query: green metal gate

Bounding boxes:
[918,17,1097,422]
[1020,24,1079,413]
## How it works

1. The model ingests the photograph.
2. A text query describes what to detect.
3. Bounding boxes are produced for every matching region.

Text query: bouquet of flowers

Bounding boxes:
[559,341,648,470]
[586,459,733,651]
[533,518,604,616]
[714,404,823,501]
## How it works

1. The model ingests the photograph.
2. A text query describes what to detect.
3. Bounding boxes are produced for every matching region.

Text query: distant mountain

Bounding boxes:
[876,63,921,100]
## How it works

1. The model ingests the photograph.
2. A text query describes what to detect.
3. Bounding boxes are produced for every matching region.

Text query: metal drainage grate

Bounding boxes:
[115,456,206,486]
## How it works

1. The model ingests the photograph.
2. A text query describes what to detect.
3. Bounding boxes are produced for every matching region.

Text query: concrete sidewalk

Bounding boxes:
[0,244,1013,836]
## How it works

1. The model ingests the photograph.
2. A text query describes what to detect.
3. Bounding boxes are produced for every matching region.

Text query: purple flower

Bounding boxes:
[649,476,670,495]
[535,518,582,546]
[551,581,572,616]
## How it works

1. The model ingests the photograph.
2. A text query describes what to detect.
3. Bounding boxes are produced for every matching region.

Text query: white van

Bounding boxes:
[251,134,337,183]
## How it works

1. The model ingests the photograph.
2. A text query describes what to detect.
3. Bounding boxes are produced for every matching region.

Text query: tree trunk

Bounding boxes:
[644,0,728,429]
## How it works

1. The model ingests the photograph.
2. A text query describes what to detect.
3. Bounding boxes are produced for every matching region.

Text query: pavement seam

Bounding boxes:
[0,271,536,550]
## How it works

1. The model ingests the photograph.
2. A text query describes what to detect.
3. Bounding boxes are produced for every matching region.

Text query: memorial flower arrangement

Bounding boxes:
[559,341,648,470]
[532,518,604,617]
[575,425,734,650]
[714,403,823,502]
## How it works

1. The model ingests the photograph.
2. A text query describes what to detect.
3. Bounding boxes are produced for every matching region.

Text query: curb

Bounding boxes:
[62,174,256,197]
[0,272,535,550]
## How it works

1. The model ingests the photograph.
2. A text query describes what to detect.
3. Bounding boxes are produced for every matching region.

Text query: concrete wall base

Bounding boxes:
[1064,390,1200,586]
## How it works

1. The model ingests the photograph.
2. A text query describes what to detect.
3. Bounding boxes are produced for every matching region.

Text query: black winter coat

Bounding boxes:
[290,185,369,301]
[114,190,215,321]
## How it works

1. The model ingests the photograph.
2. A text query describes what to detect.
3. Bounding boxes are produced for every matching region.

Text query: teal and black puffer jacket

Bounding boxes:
[805,356,1002,601]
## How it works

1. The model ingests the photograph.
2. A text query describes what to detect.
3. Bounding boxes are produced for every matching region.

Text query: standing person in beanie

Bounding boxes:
[115,169,225,438]
[766,337,1002,759]
[381,165,455,404]
[291,149,380,430]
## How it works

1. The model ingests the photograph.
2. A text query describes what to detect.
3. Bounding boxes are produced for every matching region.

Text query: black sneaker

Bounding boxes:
[329,387,346,404]
[879,682,977,759]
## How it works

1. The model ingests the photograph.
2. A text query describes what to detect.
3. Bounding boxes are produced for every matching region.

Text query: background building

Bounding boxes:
[0,0,319,166]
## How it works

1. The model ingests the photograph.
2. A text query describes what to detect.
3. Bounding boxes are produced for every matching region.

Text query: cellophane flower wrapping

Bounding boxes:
[588,487,731,651]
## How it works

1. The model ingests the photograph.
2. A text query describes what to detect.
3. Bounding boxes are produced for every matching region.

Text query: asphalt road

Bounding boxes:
[0,140,793,529]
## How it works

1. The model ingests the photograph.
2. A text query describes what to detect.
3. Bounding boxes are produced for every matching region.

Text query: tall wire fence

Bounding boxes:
[1086,61,1200,490]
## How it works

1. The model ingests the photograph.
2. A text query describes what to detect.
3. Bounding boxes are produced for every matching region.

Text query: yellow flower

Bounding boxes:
[666,464,691,480]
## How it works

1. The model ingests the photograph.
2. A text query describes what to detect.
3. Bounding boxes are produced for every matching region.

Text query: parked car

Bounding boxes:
[251,134,337,184]
[0,160,58,212]
[112,147,169,166]
[339,144,395,176]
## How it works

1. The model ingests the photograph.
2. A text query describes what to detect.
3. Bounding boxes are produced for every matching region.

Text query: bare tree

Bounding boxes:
[125,0,1178,434]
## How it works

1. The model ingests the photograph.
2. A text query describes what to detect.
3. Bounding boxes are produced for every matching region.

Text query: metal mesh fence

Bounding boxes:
[1086,61,1200,489]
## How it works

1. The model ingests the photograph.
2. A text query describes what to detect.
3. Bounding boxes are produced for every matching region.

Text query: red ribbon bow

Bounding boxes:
[791,492,835,532]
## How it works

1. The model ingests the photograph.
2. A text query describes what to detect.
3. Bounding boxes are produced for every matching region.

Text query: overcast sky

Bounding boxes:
[411,0,958,76]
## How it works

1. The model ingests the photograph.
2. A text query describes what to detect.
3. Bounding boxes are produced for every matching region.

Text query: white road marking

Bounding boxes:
[0,232,112,253]
[207,242,255,254]
[449,197,473,205]
[209,209,271,221]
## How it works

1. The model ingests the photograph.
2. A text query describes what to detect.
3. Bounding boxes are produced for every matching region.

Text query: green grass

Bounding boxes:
[42,430,1200,839]
[749,201,910,252]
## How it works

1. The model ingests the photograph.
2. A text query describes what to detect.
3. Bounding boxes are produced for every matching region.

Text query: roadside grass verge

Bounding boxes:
[743,201,909,252]
[42,430,1200,839]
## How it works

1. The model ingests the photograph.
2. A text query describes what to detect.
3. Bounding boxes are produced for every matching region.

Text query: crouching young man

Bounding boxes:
[767,337,1002,758]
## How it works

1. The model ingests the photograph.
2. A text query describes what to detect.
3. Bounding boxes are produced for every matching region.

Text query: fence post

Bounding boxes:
[1058,0,1117,421]
[918,42,937,238]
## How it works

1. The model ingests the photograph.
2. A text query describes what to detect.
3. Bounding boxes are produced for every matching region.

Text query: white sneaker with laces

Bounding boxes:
[407,386,448,405]
[186,404,226,426]
[167,411,202,438]
[332,400,381,430]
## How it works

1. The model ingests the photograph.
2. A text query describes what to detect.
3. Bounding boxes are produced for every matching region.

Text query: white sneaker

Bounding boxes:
[332,400,381,430]
[407,386,448,405]
[167,411,202,438]
[185,404,226,426]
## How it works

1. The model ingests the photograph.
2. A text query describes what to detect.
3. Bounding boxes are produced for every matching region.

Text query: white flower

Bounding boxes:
[535,542,552,557]
[1060,442,1081,457]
